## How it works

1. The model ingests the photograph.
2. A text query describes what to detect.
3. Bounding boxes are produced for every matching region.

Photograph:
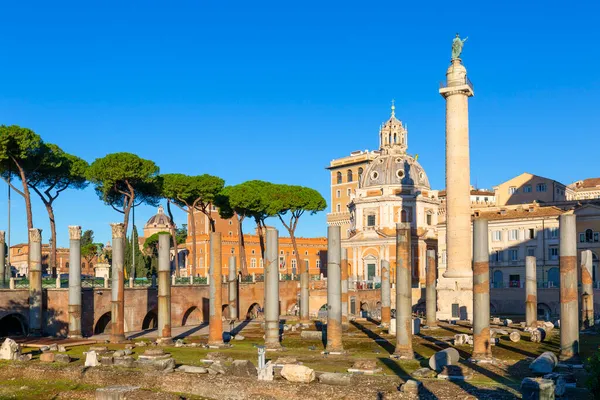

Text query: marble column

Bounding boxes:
[228,255,238,320]
[394,222,413,359]
[559,214,579,361]
[472,218,492,360]
[380,260,391,327]
[264,228,281,349]
[438,56,475,321]
[28,229,43,336]
[341,248,349,329]
[425,249,437,327]
[0,231,5,287]
[68,226,82,338]
[300,249,310,323]
[581,250,594,329]
[110,223,126,343]
[157,233,172,342]
[326,225,343,352]
[208,232,223,346]
[525,256,537,327]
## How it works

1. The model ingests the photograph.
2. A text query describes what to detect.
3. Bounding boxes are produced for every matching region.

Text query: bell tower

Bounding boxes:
[379,100,408,154]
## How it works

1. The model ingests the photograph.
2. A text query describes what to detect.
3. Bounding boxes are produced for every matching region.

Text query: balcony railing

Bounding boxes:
[439,75,474,92]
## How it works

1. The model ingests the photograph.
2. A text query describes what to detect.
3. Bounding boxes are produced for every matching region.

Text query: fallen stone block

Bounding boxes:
[530,328,547,343]
[318,372,352,386]
[95,385,140,400]
[206,352,233,363]
[258,362,274,381]
[503,319,513,326]
[510,331,521,342]
[281,364,315,383]
[58,345,67,353]
[400,379,421,395]
[411,367,437,378]
[520,377,555,400]
[352,359,377,370]
[231,360,257,377]
[437,365,473,381]
[177,365,208,374]
[55,353,71,364]
[90,346,109,352]
[18,354,32,362]
[529,352,558,374]
[273,356,297,365]
[207,360,230,375]
[542,372,566,397]
[113,350,125,358]
[234,334,245,341]
[300,331,323,340]
[48,344,58,352]
[429,348,460,372]
[85,351,99,367]
[174,339,184,348]
[100,356,114,366]
[40,352,55,363]
[114,356,135,368]
[0,338,21,361]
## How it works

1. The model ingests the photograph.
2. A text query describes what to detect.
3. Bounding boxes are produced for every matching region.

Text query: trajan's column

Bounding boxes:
[438,34,475,320]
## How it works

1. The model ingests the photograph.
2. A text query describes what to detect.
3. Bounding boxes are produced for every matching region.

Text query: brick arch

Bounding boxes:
[361,247,380,259]
[0,313,28,336]
[94,312,111,335]
[182,306,203,326]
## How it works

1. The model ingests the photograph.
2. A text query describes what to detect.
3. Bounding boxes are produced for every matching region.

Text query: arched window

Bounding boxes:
[89,263,94,270]
[586,229,594,242]
[393,133,397,144]
[358,167,363,177]
[336,172,342,184]
[336,204,341,212]
[388,133,392,144]
[347,169,353,182]
[251,258,256,268]
[82,262,86,269]
[65,262,69,268]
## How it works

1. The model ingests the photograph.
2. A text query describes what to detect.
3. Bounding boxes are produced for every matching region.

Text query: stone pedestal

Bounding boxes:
[526,256,538,327]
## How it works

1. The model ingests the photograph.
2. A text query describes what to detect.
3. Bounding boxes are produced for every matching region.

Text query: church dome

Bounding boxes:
[361,153,430,190]
[145,205,172,229]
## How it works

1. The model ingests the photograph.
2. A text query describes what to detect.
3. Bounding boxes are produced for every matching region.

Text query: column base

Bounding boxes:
[68,334,82,339]
[110,335,127,344]
[265,341,282,351]
[157,337,173,345]
[393,349,414,360]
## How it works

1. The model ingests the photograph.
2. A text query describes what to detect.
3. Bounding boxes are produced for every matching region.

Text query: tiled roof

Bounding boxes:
[572,178,600,190]
[473,206,564,221]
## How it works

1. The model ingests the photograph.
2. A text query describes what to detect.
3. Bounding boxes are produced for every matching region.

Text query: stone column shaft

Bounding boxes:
[380,260,391,327]
[525,256,537,327]
[326,226,343,352]
[394,223,413,358]
[265,228,281,349]
[472,219,491,359]
[581,250,594,329]
[559,214,579,361]
[425,249,437,327]
[228,255,238,320]
[0,231,6,287]
[68,226,82,338]
[110,223,126,343]
[28,229,43,336]
[208,232,223,345]
[157,233,172,341]
[341,248,349,328]
[300,252,309,323]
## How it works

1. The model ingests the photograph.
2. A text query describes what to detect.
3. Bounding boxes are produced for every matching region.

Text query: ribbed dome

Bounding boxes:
[361,153,430,190]
[145,205,171,228]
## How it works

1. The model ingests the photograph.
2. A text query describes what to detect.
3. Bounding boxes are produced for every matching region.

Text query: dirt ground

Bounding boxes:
[0,319,596,400]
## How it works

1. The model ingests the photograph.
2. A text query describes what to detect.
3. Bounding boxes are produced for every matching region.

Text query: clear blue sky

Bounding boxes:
[1,1,599,247]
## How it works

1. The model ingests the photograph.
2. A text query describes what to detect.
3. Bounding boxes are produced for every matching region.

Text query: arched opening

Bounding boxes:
[360,302,369,318]
[336,172,342,184]
[547,268,559,287]
[222,304,231,319]
[182,306,203,326]
[142,309,158,330]
[94,312,111,335]
[246,303,261,320]
[493,270,503,288]
[347,169,353,182]
[537,303,552,321]
[412,301,426,316]
[0,314,27,337]
[318,304,328,319]
[393,133,397,144]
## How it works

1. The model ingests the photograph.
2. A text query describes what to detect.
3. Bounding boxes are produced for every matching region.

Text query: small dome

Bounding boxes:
[361,153,430,189]
[145,205,172,228]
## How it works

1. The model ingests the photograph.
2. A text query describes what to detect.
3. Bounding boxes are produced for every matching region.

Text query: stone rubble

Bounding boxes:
[40,352,55,363]
[281,364,315,383]
[55,353,71,364]
[0,338,21,361]
[177,365,208,374]
[399,379,421,395]
[257,361,274,381]
[84,351,99,367]
[529,352,558,374]
[509,331,521,342]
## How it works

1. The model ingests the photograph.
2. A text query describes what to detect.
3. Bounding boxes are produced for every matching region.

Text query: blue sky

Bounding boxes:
[1,1,599,247]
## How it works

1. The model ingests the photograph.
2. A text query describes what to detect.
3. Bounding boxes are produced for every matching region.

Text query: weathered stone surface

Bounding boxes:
[208,360,230,375]
[352,359,377,370]
[17,354,32,362]
[85,351,99,367]
[90,346,109,352]
[40,346,50,352]
[258,361,274,381]
[318,373,351,386]
[95,385,140,400]
[438,365,473,381]
[281,364,315,383]
[530,352,558,374]
[0,338,21,361]
[143,348,164,356]
[300,331,323,340]
[174,339,184,348]
[114,356,135,368]
[454,334,472,345]
[113,350,125,358]
[234,334,245,341]
[520,377,555,400]
[206,352,233,363]
[491,329,508,337]
[55,353,71,363]
[429,348,460,372]
[58,345,67,353]
[492,317,501,324]
[503,319,513,326]
[230,360,257,377]
[411,368,437,378]
[400,379,421,395]
[134,341,147,347]
[510,331,521,342]
[48,344,58,352]
[40,352,55,363]
[274,356,297,365]
[542,321,554,331]
[123,349,133,356]
[543,373,565,397]
[531,328,546,343]
[101,356,114,366]
[137,354,175,371]
[177,365,208,374]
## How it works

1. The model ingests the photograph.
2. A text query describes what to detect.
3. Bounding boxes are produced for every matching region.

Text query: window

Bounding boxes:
[336,204,341,212]
[401,209,408,223]
[347,188,351,196]
[426,214,432,226]
[367,214,376,227]
[291,259,297,269]
[494,250,504,262]
[316,259,320,269]
[82,262,86,269]
[549,246,559,260]
[66,262,70,268]
[580,233,586,243]
[259,258,264,268]
[484,197,489,202]
[279,256,285,268]
[336,190,341,199]
[509,249,518,261]
[550,227,559,239]
[280,250,284,255]
[336,172,342,184]
[292,251,295,255]
[527,247,536,257]
[89,263,93,269]
[228,231,233,236]
[595,233,599,242]
[358,167,363,177]
[509,186,517,194]
[536,183,547,192]
[251,258,256,268]
[492,231,502,242]
[509,229,519,241]
[230,247,235,254]
[251,249,255,255]
[347,169,353,182]
[509,274,521,288]
[528,228,535,239]
[586,229,594,242]
[305,260,310,269]
[304,251,308,256]
[523,185,532,193]
[228,220,232,225]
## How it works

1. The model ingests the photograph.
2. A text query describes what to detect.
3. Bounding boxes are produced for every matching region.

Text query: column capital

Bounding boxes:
[68,226,82,240]
[29,228,42,243]
[110,223,125,239]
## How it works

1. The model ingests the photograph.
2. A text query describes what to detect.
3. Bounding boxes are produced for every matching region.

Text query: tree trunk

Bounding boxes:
[255,217,266,260]
[237,215,248,276]
[288,229,303,277]
[44,201,57,276]
[189,208,198,277]
[166,201,180,278]
[13,161,33,230]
